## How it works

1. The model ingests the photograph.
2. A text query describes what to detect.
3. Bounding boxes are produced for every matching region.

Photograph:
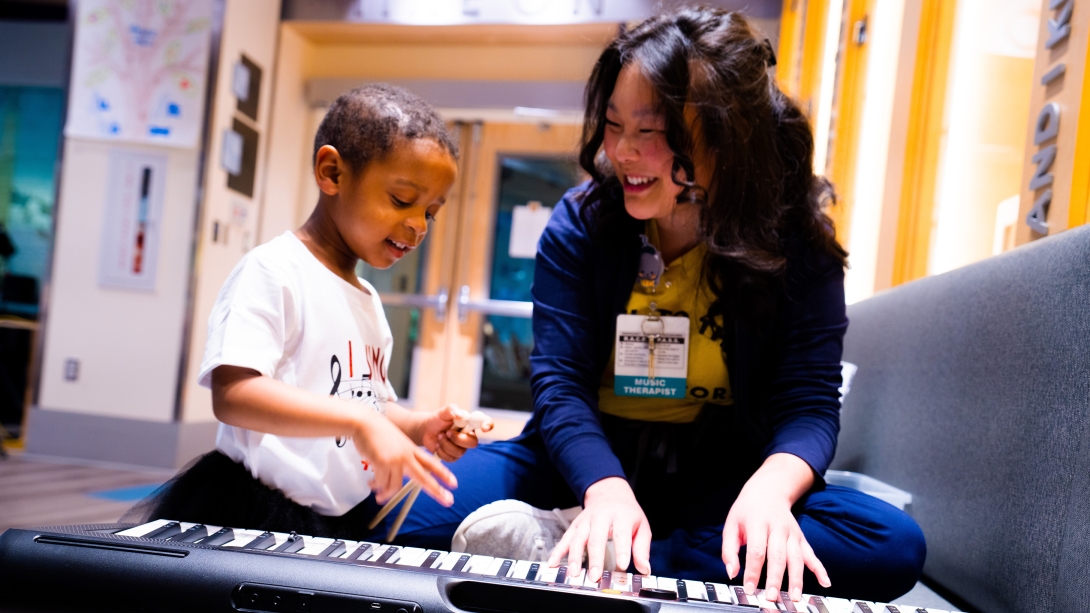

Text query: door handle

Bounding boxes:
[378,285,450,323]
[456,284,533,324]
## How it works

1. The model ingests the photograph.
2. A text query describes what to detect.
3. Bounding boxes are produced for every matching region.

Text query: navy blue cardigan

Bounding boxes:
[523,184,848,503]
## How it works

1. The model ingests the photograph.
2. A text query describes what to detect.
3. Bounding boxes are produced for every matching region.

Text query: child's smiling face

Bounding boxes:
[319,137,457,270]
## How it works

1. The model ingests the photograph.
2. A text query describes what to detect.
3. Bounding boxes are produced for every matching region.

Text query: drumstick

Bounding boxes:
[386,482,422,542]
[367,481,416,530]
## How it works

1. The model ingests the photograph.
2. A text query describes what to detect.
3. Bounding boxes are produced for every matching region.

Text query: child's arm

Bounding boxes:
[385,404,494,462]
[212,365,456,507]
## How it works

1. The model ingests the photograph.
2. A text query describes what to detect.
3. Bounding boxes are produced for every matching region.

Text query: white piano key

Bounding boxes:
[683,580,709,601]
[537,566,560,583]
[609,572,633,592]
[640,575,657,590]
[222,529,265,548]
[656,577,680,596]
[437,552,469,571]
[708,583,736,604]
[511,560,534,580]
[483,558,504,576]
[298,537,335,556]
[398,549,444,567]
[579,569,599,588]
[116,519,174,538]
[818,596,855,613]
[391,547,426,565]
[464,555,495,574]
[342,541,376,560]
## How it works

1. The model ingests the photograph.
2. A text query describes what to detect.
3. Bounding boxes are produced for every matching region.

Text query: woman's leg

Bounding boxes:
[647,485,926,603]
[368,434,578,550]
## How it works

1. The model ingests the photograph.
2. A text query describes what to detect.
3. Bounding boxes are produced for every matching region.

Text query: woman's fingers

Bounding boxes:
[585,516,611,582]
[548,522,576,567]
[436,433,465,460]
[446,429,479,450]
[786,534,805,602]
[566,518,591,574]
[763,526,789,601]
[742,523,766,595]
[802,538,831,588]
[721,516,741,580]
[632,518,652,575]
[612,517,633,574]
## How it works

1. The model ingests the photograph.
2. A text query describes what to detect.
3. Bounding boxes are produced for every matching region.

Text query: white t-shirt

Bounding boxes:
[199,231,398,516]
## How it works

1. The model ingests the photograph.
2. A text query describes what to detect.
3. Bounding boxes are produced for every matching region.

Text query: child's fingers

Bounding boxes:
[403,454,452,507]
[414,447,458,489]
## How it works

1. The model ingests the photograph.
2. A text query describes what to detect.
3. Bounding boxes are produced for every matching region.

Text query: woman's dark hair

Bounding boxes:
[580,7,847,320]
[314,83,458,173]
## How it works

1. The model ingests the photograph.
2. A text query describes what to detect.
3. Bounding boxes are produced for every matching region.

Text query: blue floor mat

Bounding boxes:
[86,483,162,502]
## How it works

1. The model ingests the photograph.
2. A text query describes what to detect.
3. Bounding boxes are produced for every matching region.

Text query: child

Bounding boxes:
[132,84,489,539]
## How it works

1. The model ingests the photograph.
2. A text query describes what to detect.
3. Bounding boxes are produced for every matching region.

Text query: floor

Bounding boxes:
[0,452,170,533]
[0,452,958,611]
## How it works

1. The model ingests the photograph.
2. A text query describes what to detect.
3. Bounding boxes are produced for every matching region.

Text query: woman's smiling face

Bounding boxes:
[602,63,687,220]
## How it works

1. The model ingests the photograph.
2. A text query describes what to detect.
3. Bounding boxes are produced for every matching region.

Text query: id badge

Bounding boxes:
[614,314,689,398]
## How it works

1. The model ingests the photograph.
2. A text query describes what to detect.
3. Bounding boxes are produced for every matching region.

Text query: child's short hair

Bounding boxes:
[313,83,458,173]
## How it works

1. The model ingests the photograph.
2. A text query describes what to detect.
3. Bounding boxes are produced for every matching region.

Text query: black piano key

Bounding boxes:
[195,527,235,546]
[451,554,471,572]
[885,606,901,613]
[346,543,373,561]
[143,522,181,540]
[780,592,797,612]
[676,580,688,600]
[704,583,719,603]
[166,524,206,542]
[734,586,758,608]
[496,559,513,577]
[856,603,875,613]
[632,576,643,593]
[273,535,306,553]
[527,563,540,581]
[243,532,277,550]
[317,540,347,558]
[809,596,832,613]
[420,551,441,568]
[555,566,568,584]
[375,546,398,563]
[600,570,612,589]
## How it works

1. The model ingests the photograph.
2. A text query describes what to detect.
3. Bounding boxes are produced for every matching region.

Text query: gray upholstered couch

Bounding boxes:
[832,225,1090,613]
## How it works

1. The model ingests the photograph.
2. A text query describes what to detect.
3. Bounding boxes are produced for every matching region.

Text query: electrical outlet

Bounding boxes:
[64,358,79,382]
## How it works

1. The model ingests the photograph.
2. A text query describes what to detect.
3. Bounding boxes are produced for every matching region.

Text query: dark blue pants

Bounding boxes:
[370,433,927,604]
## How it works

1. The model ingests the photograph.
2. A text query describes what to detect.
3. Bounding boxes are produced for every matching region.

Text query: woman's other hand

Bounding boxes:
[721,453,831,604]
[352,409,457,507]
[547,476,651,583]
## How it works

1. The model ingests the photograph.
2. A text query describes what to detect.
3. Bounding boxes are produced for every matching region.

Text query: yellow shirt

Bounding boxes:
[598,221,733,423]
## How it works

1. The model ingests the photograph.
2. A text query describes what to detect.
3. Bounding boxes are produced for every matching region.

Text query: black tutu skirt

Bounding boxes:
[123,451,382,541]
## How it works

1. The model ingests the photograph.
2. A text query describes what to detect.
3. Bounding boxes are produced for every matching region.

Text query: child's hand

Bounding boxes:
[353,412,457,507]
[421,405,494,462]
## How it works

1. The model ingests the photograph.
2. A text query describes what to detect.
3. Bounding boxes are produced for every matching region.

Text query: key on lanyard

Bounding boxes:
[642,313,665,380]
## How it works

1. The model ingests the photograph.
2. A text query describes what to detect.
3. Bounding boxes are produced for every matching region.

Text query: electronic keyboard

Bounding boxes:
[0,519,960,613]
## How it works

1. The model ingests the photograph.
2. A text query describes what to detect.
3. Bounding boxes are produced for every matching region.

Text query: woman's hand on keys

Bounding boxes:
[353,410,457,507]
[721,453,831,603]
[548,476,651,584]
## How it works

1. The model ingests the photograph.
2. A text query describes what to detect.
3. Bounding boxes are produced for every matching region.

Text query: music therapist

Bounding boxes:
[393,7,926,606]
